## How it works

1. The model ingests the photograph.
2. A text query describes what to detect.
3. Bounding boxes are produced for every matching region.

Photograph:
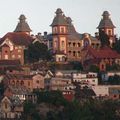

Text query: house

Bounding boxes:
[82,46,120,71]
[44,70,54,79]
[55,70,77,78]
[4,73,45,91]
[0,14,33,65]
[0,96,23,119]
[72,72,98,86]
[48,77,74,91]
[51,8,100,62]
[92,85,120,100]
[4,85,31,102]
[32,74,45,90]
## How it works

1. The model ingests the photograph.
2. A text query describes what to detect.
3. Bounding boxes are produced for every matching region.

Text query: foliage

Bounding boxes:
[24,90,120,120]
[0,80,4,95]
[99,30,110,47]
[113,37,120,53]
[25,41,52,63]
[89,65,99,73]
[69,61,83,71]
[106,64,120,71]
[34,90,68,106]
[108,75,120,85]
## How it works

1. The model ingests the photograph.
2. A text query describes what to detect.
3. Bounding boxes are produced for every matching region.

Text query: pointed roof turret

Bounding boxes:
[97,11,115,29]
[66,17,76,33]
[14,14,32,33]
[51,8,68,26]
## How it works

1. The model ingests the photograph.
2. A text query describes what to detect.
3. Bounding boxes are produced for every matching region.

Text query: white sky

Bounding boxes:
[0,0,120,37]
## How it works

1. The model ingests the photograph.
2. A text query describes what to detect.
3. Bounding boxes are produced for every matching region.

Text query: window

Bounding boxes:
[108,30,112,35]
[68,42,71,47]
[73,43,76,47]
[4,55,8,59]
[68,51,71,55]
[53,27,57,33]
[5,50,8,53]
[28,81,30,86]
[61,28,64,33]
[78,43,81,47]
[15,47,18,49]
[73,51,76,57]
[5,102,8,109]
[18,55,21,58]
[21,81,24,85]
[61,41,64,49]
[78,51,80,57]
[19,46,22,49]
[36,80,39,84]
[18,49,21,53]
[84,39,89,47]
[12,55,15,58]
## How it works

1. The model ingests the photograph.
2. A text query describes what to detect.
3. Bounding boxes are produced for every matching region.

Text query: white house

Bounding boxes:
[72,72,98,86]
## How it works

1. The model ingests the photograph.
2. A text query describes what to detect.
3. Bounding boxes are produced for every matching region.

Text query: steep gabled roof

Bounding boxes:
[0,32,33,47]
[14,14,32,32]
[97,11,115,29]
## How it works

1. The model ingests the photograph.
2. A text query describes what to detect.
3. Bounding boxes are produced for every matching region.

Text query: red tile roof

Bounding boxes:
[87,46,120,59]
[0,32,34,47]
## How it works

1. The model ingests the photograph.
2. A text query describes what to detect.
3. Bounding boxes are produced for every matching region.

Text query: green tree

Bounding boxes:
[70,61,83,71]
[113,37,120,53]
[0,80,4,95]
[25,41,52,63]
[99,30,110,47]
[89,65,99,73]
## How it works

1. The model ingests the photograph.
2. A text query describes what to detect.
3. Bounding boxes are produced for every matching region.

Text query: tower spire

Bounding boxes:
[14,14,32,34]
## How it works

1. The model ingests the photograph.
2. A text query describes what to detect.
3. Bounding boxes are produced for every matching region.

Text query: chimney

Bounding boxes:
[95,32,99,38]
[44,31,47,39]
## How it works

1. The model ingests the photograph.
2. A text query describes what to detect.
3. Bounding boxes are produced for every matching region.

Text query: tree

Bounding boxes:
[113,37,120,53]
[0,80,4,95]
[108,75,120,85]
[69,61,83,71]
[25,41,52,63]
[89,65,99,73]
[99,30,110,47]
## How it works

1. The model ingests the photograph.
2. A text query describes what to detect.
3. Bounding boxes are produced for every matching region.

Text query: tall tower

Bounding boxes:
[14,14,32,35]
[97,11,116,44]
[51,8,68,54]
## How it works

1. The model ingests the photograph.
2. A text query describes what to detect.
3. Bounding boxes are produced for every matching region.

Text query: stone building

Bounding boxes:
[0,14,33,65]
[51,8,100,62]
[51,9,117,63]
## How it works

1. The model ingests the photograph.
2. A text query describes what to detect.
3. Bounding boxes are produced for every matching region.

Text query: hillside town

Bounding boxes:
[0,8,120,120]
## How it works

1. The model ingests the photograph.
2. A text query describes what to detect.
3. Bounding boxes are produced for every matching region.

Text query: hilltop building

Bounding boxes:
[0,14,33,65]
[97,11,116,44]
[51,8,101,62]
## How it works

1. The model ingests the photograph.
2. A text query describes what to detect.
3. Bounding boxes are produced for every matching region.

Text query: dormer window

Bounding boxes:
[53,27,57,33]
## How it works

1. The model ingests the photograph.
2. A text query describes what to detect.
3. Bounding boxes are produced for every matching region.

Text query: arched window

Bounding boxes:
[73,51,76,57]
[21,81,24,86]
[68,42,71,47]
[61,41,64,49]
[78,51,80,57]
[68,51,71,55]
[78,43,81,47]
[73,43,76,47]
[84,39,89,48]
